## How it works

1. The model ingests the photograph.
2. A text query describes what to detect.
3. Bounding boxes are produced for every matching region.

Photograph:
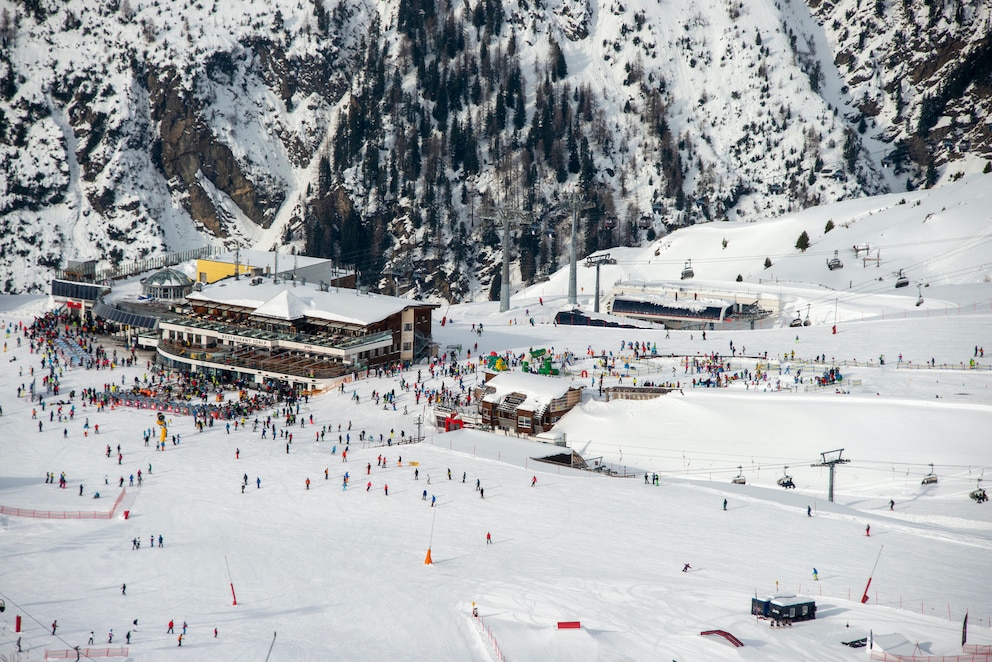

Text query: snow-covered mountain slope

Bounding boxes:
[0,0,989,295]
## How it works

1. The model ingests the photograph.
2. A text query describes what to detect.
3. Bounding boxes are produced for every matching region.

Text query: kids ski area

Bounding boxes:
[2,178,992,661]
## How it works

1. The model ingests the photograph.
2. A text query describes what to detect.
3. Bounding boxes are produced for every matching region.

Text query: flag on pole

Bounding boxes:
[962,611,968,647]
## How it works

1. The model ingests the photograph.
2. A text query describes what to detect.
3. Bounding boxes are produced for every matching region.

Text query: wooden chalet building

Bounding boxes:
[477,371,584,435]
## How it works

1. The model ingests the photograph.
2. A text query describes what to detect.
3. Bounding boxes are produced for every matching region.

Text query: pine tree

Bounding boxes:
[795,231,810,252]
[764,257,773,269]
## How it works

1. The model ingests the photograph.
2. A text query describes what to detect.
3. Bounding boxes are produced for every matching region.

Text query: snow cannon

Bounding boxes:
[157,412,168,443]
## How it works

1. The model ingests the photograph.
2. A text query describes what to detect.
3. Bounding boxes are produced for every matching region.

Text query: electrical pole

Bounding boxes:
[561,194,594,306]
[584,253,616,313]
[480,206,531,312]
[811,448,850,503]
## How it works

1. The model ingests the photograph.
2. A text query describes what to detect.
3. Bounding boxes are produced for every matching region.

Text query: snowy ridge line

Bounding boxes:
[43,646,129,659]
[0,488,125,520]
[472,612,507,662]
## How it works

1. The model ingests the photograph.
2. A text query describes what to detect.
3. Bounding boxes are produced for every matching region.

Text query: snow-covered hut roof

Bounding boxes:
[186,279,435,327]
[482,371,580,410]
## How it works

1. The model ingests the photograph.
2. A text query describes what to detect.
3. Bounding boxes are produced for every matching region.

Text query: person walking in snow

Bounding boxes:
[167,620,174,634]
[889,499,894,510]
[256,477,261,489]
[431,495,436,507]
[384,484,389,495]
[422,489,427,501]
[122,583,126,595]
[531,476,537,487]
[479,487,484,499]
[812,568,819,581]
[865,524,870,536]
[306,478,310,490]
[723,498,727,511]
[807,505,812,517]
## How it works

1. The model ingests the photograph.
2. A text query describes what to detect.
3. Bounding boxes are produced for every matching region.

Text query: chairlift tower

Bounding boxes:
[812,448,850,503]
[481,206,532,312]
[561,193,595,306]
[584,253,616,313]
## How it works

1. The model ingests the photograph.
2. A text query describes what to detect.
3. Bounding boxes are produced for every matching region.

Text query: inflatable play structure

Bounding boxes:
[522,348,559,376]
[486,352,508,372]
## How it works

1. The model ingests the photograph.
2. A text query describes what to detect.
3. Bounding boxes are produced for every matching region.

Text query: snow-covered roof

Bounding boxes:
[482,371,581,409]
[186,278,434,326]
[763,594,815,606]
[615,291,731,312]
[251,289,310,321]
[209,250,331,271]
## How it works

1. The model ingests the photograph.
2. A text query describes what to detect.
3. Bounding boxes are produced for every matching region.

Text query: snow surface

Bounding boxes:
[1,178,991,660]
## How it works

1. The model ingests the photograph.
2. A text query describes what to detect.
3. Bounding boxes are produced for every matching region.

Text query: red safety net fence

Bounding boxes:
[45,646,129,659]
[0,488,126,519]
[473,613,507,662]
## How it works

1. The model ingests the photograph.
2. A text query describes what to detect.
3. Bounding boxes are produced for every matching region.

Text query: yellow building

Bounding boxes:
[194,250,352,286]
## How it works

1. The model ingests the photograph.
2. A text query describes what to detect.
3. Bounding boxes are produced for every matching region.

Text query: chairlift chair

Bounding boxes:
[916,284,924,307]
[921,463,938,485]
[732,465,746,485]
[681,259,695,280]
[895,269,909,288]
[827,250,844,270]
[777,467,795,489]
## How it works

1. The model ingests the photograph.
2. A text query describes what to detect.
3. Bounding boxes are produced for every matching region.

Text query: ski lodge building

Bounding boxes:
[477,371,585,435]
[154,276,438,390]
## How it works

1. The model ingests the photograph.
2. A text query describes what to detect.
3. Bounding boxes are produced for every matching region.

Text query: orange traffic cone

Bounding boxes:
[424,547,433,565]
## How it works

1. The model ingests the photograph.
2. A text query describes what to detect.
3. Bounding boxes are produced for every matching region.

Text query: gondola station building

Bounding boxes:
[156,276,439,390]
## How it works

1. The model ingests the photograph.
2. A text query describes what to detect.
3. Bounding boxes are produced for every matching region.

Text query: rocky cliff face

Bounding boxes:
[0,0,988,295]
